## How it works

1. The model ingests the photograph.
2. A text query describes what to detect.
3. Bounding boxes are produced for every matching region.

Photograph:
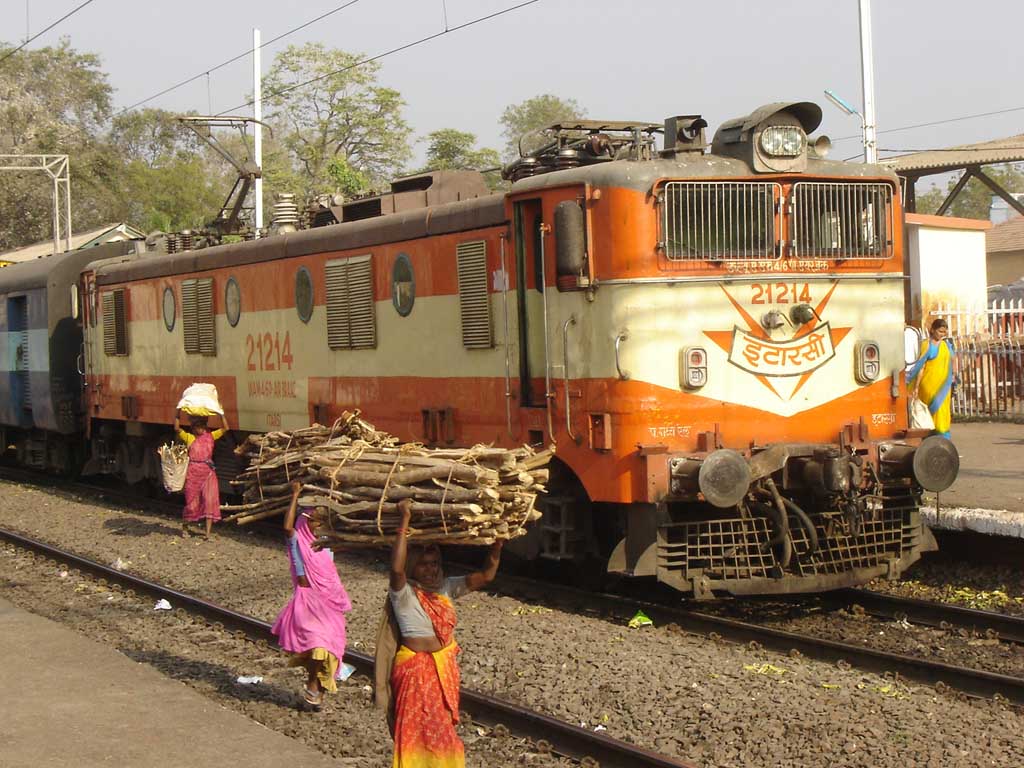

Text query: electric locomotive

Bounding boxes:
[9,100,960,598]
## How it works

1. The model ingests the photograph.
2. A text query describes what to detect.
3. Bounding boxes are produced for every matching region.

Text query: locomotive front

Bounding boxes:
[511,101,958,598]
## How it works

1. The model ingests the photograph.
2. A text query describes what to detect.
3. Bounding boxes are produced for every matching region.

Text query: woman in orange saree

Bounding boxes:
[375,499,503,768]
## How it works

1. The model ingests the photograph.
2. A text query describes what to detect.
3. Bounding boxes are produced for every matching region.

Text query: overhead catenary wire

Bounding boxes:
[215,0,542,116]
[832,103,1024,144]
[0,0,98,67]
[113,0,365,117]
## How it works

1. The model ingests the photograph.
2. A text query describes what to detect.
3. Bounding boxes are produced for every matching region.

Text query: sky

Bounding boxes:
[6,0,1024,184]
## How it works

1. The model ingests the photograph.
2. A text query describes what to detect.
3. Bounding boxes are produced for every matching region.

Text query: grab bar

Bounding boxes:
[614,332,630,380]
[562,314,578,443]
[539,222,555,440]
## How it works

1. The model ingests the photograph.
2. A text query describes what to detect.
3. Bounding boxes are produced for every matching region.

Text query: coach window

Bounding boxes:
[162,286,175,331]
[225,277,241,327]
[295,267,314,324]
[392,253,415,316]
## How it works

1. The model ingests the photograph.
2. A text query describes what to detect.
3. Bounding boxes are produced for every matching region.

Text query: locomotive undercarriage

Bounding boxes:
[606,438,957,599]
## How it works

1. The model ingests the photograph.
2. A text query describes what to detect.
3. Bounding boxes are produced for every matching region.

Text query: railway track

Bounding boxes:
[4,466,1024,707]
[0,524,692,768]
[825,587,1024,645]
[494,573,1024,705]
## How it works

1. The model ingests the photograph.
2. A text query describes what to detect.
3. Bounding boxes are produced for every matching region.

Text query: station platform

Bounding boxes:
[919,421,1024,539]
[0,596,341,768]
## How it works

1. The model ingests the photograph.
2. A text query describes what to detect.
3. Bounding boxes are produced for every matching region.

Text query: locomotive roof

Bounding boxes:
[91,153,899,286]
[507,152,901,195]
[93,194,507,285]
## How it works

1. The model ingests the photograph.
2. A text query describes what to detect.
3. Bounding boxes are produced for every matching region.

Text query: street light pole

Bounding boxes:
[253,28,264,238]
[858,0,878,163]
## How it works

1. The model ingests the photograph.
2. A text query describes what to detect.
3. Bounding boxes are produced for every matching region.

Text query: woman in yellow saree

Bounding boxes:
[908,318,955,438]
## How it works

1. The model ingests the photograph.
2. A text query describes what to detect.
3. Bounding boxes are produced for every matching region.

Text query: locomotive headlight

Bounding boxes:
[759,126,806,157]
[855,341,881,383]
[681,346,708,389]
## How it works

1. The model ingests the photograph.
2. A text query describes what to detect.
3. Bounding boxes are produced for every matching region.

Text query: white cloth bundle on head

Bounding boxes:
[177,383,224,417]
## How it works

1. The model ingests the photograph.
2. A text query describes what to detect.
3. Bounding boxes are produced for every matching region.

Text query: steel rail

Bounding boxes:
[0,526,693,768]
[826,588,1024,645]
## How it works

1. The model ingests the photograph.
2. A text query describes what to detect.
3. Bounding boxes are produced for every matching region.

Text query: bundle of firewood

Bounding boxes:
[222,411,550,545]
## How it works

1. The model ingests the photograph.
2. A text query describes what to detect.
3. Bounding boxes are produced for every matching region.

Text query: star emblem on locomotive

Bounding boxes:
[703,281,852,401]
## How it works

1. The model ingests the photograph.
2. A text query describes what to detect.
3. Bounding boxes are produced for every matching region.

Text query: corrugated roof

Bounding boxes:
[881,134,1024,175]
[0,223,146,263]
[987,215,1024,254]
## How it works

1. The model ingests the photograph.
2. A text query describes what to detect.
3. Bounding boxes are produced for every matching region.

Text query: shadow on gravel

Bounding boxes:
[102,517,180,538]
[122,646,300,709]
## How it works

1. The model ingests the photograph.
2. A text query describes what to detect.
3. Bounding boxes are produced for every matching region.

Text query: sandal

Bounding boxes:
[302,685,324,709]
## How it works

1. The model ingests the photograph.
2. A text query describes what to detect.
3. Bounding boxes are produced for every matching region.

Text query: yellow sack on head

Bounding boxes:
[180,405,219,417]
[176,383,224,416]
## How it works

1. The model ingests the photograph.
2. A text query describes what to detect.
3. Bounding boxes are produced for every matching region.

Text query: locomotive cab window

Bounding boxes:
[325,254,376,350]
[102,289,128,356]
[791,182,893,260]
[660,181,780,261]
[181,278,216,356]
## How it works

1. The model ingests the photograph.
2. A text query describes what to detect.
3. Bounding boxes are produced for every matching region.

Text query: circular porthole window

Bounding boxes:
[392,253,415,317]
[225,277,241,327]
[162,286,176,331]
[295,267,314,324]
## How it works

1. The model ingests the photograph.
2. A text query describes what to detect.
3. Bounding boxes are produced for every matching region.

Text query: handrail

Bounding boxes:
[538,223,555,440]
[499,233,513,437]
[562,314,578,443]
[615,331,630,380]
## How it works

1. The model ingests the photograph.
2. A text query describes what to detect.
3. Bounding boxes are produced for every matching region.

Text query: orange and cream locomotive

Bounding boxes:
[2,100,959,597]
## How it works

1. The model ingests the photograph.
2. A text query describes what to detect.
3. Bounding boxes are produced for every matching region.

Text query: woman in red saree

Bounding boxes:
[375,499,503,768]
[174,408,230,539]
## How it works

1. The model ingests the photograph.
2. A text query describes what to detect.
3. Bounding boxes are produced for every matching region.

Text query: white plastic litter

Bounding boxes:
[336,663,356,682]
[110,557,128,571]
[153,598,172,611]
[594,725,607,732]
[236,675,263,685]
[176,383,224,416]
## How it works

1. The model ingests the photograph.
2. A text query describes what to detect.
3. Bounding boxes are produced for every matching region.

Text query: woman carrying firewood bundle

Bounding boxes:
[272,481,352,710]
[174,408,230,539]
[375,498,503,768]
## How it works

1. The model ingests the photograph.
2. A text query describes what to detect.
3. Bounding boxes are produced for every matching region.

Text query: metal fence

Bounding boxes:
[930,299,1024,418]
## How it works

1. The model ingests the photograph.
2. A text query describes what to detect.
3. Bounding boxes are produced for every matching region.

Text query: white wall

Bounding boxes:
[906,216,990,327]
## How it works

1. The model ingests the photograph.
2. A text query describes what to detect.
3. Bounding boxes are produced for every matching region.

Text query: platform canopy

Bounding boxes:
[881,134,1024,217]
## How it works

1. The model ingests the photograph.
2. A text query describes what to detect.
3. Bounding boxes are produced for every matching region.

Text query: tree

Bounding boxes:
[0,39,116,249]
[912,164,1024,220]
[262,43,412,197]
[499,94,586,160]
[423,129,500,172]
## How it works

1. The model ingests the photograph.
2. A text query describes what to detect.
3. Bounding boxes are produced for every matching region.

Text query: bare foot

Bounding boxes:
[181,528,190,539]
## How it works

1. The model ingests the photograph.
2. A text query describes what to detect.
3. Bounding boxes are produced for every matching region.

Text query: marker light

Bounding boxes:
[682,346,708,389]
[855,341,881,383]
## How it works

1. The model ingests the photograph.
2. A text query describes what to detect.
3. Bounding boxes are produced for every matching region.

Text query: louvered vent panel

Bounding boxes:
[197,278,216,356]
[347,255,376,349]
[325,261,351,350]
[456,241,492,349]
[113,289,128,355]
[181,280,199,354]
[102,292,117,355]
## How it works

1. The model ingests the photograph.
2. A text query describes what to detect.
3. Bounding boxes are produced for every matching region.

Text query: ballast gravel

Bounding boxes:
[1,479,1022,768]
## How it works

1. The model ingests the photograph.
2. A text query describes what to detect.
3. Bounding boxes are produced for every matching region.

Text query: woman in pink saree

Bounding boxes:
[272,481,352,709]
[174,409,229,539]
